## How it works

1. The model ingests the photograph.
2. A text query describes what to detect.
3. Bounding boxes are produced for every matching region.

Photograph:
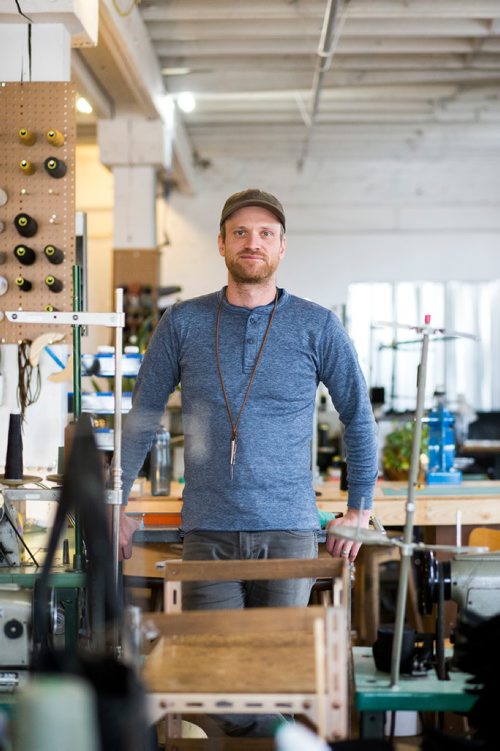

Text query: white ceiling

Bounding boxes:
[77,0,500,177]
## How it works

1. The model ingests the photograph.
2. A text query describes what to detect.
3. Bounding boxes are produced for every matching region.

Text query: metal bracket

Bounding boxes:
[6,311,125,328]
[2,488,62,503]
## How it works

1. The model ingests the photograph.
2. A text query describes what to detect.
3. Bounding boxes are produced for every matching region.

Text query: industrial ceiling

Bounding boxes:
[76,0,500,181]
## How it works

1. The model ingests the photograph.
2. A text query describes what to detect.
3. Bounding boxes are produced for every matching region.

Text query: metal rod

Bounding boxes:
[72,265,83,569]
[298,0,345,169]
[390,320,430,687]
[72,265,82,418]
[112,288,124,597]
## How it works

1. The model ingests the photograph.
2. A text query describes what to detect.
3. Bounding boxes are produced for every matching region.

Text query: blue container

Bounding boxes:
[427,404,462,485]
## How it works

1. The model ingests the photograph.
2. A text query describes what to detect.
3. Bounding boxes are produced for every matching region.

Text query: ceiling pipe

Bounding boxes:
[297,0,348,170]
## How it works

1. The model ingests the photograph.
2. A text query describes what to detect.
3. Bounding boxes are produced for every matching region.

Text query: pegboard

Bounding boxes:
[0,82,76,344]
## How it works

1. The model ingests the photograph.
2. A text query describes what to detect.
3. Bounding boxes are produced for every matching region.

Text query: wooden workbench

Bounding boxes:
[126,479,500,528]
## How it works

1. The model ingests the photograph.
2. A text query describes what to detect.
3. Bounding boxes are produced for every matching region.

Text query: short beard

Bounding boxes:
[225,256,275,284]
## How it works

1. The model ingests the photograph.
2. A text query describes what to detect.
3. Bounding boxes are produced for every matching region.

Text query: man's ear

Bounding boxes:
[280,235,287,259]
[217,233,225,257]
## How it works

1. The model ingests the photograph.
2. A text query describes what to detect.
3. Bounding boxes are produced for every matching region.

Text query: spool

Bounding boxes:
[45,128,65,147]
[44,244,64,265]
[19,159,35,175]
[13,675,100,751]
[18,128,36,146]
[4,413,23,480]
[45,275,63,293]
[14,245,36,266]
[15,276,32,292]
[14,213,38,238]
[44,156,67,179]
[0,276,8,295]
[44,303,59,312]
[0,188,8,206]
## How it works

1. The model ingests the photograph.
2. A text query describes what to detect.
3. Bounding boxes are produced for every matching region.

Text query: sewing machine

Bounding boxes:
[418,550,500,620]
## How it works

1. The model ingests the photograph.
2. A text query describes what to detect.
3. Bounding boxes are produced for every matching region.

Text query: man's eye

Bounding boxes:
[262,230,272,237]
[235,229,246,237]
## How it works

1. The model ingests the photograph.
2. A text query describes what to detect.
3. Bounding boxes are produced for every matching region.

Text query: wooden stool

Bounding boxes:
[143,558,350,745]
[353,543,423,645]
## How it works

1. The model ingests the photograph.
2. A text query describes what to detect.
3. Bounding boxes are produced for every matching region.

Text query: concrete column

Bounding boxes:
[113,165,157,249]
[0,1,98,81]
[98,117,173,249]
[0,24,71,81]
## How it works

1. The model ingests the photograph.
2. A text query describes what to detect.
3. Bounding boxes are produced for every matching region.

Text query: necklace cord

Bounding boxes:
[215,290,279,442]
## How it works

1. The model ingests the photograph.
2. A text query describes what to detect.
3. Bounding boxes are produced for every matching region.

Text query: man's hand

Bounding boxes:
[119,508,140,560]
[325,508,371,562]
[108,507,140,561]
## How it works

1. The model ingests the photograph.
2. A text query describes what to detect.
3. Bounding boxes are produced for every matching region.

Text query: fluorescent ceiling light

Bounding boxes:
[76,96,93,114]
[177,92,196,114]
[161,67,191,76]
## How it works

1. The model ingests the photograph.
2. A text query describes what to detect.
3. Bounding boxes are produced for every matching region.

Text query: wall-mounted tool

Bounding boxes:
[0,276,8,295]
[44,244,64,265]
[44,157,67,179]
[14,213,38,238]
[18,128,36,146]
[15,276,32,292]
[44,275,63,293]
[13,245,36,266]
[46,129,64,147]
[28,331,65,367]
[19,159,36,176]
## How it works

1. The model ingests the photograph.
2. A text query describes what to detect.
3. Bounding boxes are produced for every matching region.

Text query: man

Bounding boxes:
[121,188,378,582]
[120,189,377,737]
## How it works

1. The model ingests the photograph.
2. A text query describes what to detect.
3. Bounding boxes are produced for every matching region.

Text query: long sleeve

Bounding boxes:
[318,312,378,510]
[120,306,181,501]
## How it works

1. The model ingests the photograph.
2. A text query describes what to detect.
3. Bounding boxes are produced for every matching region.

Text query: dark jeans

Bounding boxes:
[181,529,318,738]
[181,529,318,609]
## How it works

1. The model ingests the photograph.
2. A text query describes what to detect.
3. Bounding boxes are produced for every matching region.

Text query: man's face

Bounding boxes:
[218,206,286,284]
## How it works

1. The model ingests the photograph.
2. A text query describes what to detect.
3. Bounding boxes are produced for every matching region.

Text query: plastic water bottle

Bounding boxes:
[150,427,171,496]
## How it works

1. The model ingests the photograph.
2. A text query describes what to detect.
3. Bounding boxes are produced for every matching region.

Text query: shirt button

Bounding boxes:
[249,317,255,324]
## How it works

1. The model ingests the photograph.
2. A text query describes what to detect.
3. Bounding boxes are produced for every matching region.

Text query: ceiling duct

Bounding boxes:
[298,0,348,169]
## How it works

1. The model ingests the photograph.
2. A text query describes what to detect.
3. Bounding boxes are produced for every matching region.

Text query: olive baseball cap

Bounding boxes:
[220,188,286,231]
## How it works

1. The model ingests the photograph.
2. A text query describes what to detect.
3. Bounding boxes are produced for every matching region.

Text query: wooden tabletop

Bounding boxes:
[126,480,500,527]
[143,607,323,694]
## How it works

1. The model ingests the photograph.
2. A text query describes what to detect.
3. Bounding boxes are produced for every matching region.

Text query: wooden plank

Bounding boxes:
[144,630,317,694]
[145,606,327,637]
[163,558,345,582]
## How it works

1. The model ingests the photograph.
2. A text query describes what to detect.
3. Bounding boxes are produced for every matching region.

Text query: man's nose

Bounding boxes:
[246,229,261,247]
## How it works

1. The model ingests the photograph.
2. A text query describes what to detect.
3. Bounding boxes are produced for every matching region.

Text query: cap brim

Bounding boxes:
[220,200,285,229]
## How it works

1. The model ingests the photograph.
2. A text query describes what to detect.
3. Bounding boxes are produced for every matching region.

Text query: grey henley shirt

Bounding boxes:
[121,287,378,531]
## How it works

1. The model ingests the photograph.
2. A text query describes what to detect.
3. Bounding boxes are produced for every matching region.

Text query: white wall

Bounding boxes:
[161,155,500,309]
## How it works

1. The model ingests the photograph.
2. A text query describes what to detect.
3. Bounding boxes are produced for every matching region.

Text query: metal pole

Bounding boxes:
[390,318,430,687]
[111,288,124,595]
[298,0,345,169]
[72,265,83,569]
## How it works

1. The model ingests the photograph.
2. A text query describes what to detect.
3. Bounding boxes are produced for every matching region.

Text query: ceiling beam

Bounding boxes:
[152,37,482,57]
[140,0,500,22]
[146,18,493,40]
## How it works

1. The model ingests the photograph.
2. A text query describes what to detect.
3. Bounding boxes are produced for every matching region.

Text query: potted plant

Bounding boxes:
[382,421,428,481]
